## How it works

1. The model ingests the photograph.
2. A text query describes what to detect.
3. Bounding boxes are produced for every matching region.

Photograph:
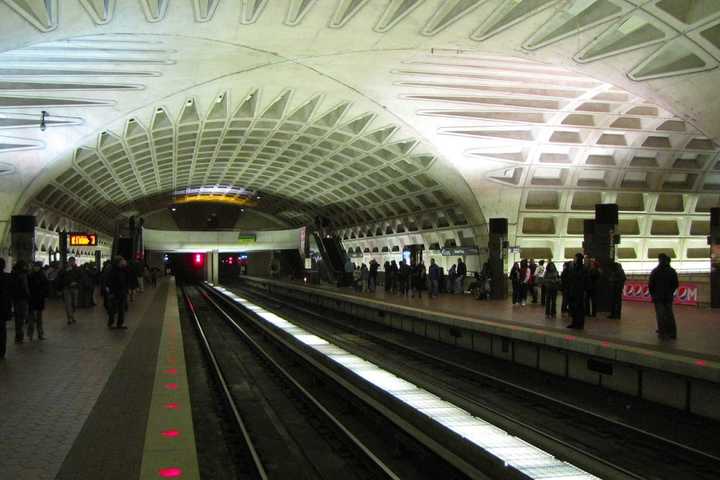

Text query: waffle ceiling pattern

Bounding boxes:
[0,0,719,268]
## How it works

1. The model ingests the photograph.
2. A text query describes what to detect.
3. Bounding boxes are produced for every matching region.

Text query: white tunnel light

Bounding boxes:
[207,283,600,480]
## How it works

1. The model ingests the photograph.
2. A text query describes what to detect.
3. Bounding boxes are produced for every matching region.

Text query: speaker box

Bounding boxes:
[595,203,619,225]
[583,219,596,235]
[489,218,508,235]
[711,207,720,226]
[10,215,35,233]
[117,237,133,261]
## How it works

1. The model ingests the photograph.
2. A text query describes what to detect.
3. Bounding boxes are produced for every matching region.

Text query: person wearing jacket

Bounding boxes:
[566,254,589,329]
[509,262,520,305]
[27,261,49,340]
[57,257,81,324]
[12,260,30,343]
[518,259,531,306]
[105,256,130,329]
[543,260,560,319]
[428,258,441,298]
[584,258,600,317]
[649,254,679,339]
[607,261,627,319]
[0,258,11,359]
[560,261,571,315]
[455,258,467,294]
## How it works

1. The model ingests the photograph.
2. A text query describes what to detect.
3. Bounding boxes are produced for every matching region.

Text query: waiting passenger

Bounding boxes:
[389,260,398,294]
[0,258,11,359]
[11,261,30,343]
[411,262,426,299]
[607,261,626,319]
[360,263,369,293]
[383,261,391,292]
[528,259,538,303]
[57,257,81,324]
[584,258,599,318]
[428,258,441,298]
[518,259,530,306]
[649,254,678,340]
[535,260,546,305]
[398,260,409,296]
[106,256,130,330]
[455,258,467,294]
[368,259,379,293]
[560,261,571,315]
[566,254,588,329]
[510,262,520,305]
[543,260,560,319]
[27,261,49,341]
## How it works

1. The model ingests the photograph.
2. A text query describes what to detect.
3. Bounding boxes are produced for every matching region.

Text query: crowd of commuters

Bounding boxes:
[0,255,162,360]
[343,252,680,340]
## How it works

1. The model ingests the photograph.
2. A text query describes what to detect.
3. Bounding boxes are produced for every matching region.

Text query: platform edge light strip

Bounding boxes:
[208,283,600,480]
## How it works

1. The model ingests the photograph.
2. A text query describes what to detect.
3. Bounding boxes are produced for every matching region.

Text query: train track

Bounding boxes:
[182,285,522,479]
[219,281,720,480]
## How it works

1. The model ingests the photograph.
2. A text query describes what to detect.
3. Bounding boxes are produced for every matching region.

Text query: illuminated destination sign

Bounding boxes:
[237,233,256,245]
[69,232,98,247]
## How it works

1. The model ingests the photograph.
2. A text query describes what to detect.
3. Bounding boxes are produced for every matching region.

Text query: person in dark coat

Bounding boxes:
[11,260,30,343]
[0,258,11,359]
[560,262,571,315]
[411,262,426,299]
[428,258,441,298]
[389,260,399,294]
[105,256,130,329]
[383,261,391,292]
[543,260,560,319]
[649,254,679,339]
[368,259,379,293]
[509,262,520,305]
[607,261,627,319]
[27,261,49,340]
[584,258,599,317]
[57,257,81,324]
[566,254,588,329]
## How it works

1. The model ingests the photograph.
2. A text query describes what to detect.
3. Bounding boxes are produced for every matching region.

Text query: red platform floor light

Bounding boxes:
[158,467,183,478]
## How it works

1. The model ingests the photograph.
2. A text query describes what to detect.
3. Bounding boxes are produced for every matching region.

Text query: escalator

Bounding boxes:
[312,232,349,286]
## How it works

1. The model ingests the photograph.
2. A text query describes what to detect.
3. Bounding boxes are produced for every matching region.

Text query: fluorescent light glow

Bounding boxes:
[208,283,600,480]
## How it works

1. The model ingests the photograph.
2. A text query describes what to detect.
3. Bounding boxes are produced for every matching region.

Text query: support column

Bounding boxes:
[95,250,102,273]
[583,204,619,313]
[11,215,35,265]
[711,208,720,308]
[59,231,68,265]
[488,218,508,300]
[205,250,219,284]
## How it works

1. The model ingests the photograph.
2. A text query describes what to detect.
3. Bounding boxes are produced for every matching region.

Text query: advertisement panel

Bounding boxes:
[623,282,698,306]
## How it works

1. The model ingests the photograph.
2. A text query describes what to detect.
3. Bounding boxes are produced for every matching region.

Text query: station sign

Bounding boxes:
[440,246,482,257]
[69,232,97,247]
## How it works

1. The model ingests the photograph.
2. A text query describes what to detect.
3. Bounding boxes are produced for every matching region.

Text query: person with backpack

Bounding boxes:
[27,261,49,340]
[542,260,560,319]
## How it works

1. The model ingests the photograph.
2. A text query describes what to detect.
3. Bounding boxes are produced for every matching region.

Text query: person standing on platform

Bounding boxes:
[607,261,627,319]
[528,259,538,303]
[411,262,426,299]
[584,258,599,318]
[518,259,530,306]
[560,261,571,316]
[360,263,369,293]
[428,258,441,298]
[510,262,520,305]
[535,260,546,305]
[566,254,588,329]
[383,261,391,293]
[543,260,560,319]
[27,261,49,341]
[0,258,11,359]
[447,263,456,294]
[368,259,379,293]
[11,261,30,343]
[57,257,81,324]
[389,260,399,294]
[106,256,130,330]
[649,254,679,340]
[455,258,467,294]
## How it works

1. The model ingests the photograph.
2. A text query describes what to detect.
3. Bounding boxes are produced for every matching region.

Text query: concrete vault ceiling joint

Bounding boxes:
[285,0,317,26]
[421,0,485,36]
[241,0,268,24]
[79,0,116,24]
[329,0,371,29]
[192,0,220,22]
[139,0,169,23]
[2,0,57,32]
[374,0,424,33]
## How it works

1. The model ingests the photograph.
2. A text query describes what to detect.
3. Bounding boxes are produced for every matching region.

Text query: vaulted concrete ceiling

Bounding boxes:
[1,0,719,268]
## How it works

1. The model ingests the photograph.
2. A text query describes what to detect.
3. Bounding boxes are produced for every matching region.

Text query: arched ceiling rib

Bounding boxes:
[0,0,719,268]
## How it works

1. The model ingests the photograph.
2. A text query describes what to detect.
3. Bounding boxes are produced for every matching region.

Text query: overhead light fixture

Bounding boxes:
[40,111,48,131]
[171,206,177,212]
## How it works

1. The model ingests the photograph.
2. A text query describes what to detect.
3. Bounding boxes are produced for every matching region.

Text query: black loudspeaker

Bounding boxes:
[711,207,720,226]
[489,218,508,235]
[583,219,596,235]
[595,203,619,225]
[117,237,133,261]
[11,215,35,233]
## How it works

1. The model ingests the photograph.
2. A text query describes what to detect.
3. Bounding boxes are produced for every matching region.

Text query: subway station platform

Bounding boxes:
[0,278,197,480]
[237,276,720,419]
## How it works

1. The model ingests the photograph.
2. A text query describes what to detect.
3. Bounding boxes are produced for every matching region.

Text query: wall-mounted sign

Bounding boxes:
[69,232,97,247]
[440,246,481,257]
[237,233,256,245]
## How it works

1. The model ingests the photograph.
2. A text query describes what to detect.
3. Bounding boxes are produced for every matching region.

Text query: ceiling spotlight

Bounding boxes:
[171,206,177,212]
[40,111,48,132]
